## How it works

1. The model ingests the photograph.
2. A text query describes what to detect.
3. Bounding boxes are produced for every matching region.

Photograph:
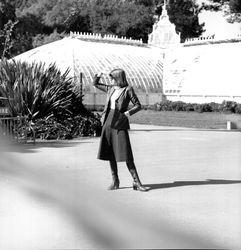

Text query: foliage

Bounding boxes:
[2,0,240,56]
[150,100,241,114]
[0,0,16,30]
[78,0,154,42]
[220,100,238,113]
[31,114,101,140]
[230,0,241,13]
[167,0,205,42]
[0,0,18,58]
[226,0,241,23]
[1,0,208,56]
[199,0,223,11]
[28,117,72,140]
[0,19,18,58]
[234,103,241,114]
[0,59,102,139]
[0,59,73,120]
[32,29,66,48]
[63,1,91,33]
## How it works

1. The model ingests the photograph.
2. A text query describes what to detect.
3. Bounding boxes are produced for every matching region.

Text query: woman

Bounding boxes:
[93,68,148,192]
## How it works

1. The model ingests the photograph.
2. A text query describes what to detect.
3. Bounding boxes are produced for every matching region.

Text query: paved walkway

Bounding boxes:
[0,124,241,249]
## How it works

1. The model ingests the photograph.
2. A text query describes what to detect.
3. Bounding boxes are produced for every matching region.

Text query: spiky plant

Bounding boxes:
[0,59,74,121]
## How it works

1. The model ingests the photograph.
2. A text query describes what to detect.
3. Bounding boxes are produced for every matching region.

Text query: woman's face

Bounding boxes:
[110,77,116,86]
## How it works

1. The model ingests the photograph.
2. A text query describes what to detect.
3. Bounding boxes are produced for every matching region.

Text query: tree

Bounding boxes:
[0,0,17,58]
[229,0,241,13]
[167,0,205,42]
[0,20,18,58]
[115,1,154,42]
[0,0,16,29]
[134,0,155,7]
[32,29,65,48]
[86,0,154,42]
[3,0,207,56]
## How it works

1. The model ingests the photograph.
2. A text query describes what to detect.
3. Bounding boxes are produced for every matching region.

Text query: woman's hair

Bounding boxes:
[109,68,128,88]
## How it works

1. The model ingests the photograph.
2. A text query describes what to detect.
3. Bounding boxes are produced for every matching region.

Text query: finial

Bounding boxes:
[162,0,168,17]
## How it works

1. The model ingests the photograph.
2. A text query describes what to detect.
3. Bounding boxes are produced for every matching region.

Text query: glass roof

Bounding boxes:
[14,37,164,93]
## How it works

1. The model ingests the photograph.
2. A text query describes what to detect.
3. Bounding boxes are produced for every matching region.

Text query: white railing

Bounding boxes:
[69,31,144,46]
[0,116,25,141]
[185,34,215,43]
[184,34,241,45]
[0,116,36,143]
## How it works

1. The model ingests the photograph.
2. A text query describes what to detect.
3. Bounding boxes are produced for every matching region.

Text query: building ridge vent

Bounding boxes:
[69,31,146,47]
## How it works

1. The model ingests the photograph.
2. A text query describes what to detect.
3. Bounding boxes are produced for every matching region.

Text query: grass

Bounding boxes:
[129,110,241,130]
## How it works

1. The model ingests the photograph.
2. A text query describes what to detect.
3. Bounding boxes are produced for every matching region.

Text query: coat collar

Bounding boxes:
[108,86,126,100]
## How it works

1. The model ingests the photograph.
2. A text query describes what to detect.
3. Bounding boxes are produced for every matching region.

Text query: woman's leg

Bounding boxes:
[126,161,148,192]
[108,160,120,190]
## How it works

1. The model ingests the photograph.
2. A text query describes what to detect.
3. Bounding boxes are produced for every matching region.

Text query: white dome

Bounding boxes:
[14,37,164,93]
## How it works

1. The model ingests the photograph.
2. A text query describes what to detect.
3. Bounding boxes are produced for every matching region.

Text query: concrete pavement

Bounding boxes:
[0,124,241,249]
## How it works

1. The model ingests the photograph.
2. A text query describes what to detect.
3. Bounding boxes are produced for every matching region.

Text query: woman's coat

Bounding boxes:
[93,75,141,129]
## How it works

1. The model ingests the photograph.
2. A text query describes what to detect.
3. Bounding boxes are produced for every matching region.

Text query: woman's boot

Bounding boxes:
[108,161,120,190]
[127,162,148,192]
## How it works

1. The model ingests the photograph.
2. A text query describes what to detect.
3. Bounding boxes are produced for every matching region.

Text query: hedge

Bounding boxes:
[145,100,241,114]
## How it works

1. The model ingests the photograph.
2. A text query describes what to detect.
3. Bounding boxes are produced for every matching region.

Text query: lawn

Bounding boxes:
[129,110,241,130]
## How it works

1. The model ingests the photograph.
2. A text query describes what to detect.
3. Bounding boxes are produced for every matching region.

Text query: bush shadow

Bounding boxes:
[2,139,94,153]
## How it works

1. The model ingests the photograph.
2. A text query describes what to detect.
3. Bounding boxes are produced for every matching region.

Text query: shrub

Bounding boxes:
[234,103,241,114]
[158,100,173,111]
[171,101,186,111]
[0,59,73,119]
[0,59,102,140]
[184,103,195,112]
[209,102,221,112]
[33,118,72,140]
[26,114,102,140]
[194,104,204,113]
[194,103,213,113]
[151,100,241,114]
[220,101,237,113]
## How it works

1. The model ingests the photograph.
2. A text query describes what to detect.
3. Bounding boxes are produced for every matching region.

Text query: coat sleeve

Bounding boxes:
[93,74,108,93]
[127,87,141,116]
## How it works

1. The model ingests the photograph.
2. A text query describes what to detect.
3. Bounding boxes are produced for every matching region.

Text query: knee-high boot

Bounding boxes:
[126,162,148,192]
[108,161,120,190]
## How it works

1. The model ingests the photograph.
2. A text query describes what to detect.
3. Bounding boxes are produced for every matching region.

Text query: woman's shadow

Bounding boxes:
[145,179,241,190]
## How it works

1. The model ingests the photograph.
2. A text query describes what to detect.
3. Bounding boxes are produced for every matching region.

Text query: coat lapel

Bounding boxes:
[107,87,115,100]
[107,87,126,101]
[116,87,127,100]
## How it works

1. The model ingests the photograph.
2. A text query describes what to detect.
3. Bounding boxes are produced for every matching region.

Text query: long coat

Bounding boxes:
[93,75,141,162]
[93,75,141,128]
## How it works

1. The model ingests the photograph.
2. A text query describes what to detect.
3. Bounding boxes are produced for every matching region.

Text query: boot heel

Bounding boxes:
[127,162,149,192]
[133,182,148,192]
[108,179,120,190]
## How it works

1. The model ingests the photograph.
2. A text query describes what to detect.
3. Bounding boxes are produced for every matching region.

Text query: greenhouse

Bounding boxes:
[14,34,164,94]
[163,42,241,103]
[13,4,241,105]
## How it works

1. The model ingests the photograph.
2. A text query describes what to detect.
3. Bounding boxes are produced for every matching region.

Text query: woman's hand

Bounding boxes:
[124,111,130,117]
